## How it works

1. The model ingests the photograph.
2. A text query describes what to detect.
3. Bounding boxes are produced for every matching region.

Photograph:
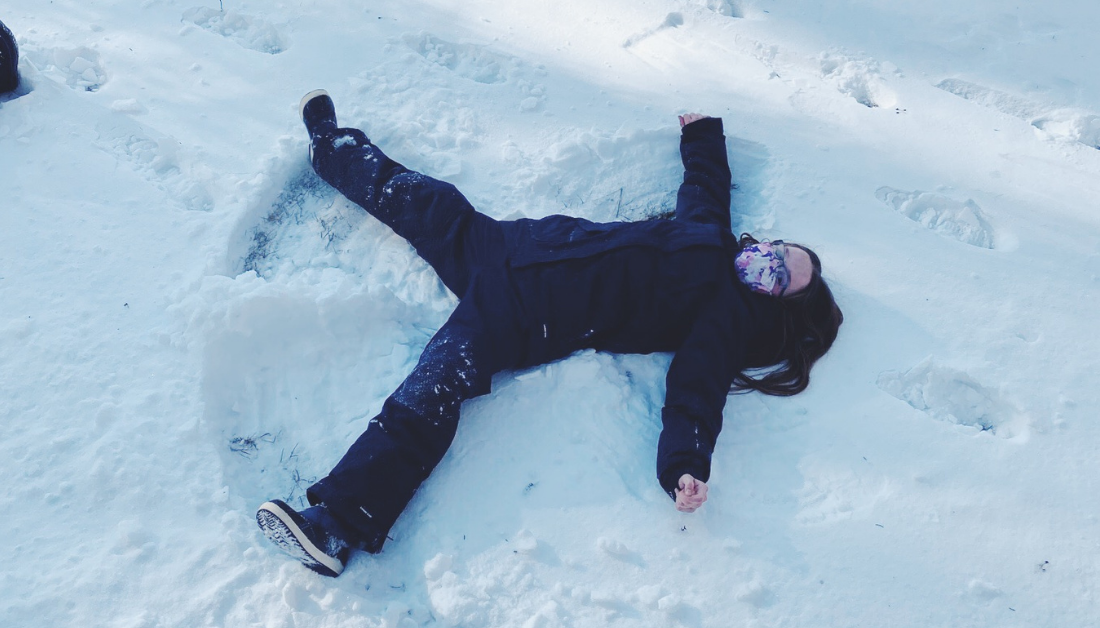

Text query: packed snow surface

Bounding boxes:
[2,1,1099,626]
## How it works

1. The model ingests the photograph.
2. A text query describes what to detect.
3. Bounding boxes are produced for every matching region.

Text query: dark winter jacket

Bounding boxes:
[0,20,18,94]
[501,118,785,498]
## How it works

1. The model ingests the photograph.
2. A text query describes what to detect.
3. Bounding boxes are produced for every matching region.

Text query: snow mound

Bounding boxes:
[818,52,897,109]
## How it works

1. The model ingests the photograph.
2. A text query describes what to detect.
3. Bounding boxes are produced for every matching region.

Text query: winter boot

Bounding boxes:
[257,499,352,577]
[299,89,337,138]
[0,19,18,94]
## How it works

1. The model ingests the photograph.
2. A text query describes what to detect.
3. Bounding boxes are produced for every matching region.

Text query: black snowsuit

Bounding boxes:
[0,19,19,94]
[305,117,785,551]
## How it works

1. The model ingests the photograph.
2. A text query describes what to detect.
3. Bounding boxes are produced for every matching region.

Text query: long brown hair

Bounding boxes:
[732,234,843,396]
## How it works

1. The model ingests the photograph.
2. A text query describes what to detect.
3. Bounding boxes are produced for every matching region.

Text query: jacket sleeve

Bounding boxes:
[674,117,732,230]
[656,285,745,499]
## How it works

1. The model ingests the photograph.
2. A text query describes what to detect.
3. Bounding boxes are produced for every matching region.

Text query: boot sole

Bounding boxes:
[257,500,345,577]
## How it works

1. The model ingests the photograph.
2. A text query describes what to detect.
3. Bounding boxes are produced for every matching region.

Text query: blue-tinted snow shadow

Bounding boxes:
[381,350,670,552]
[701,287,935,573]
[0,77,32,104]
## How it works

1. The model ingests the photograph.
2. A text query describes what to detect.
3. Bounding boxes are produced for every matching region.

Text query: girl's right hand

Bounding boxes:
[674,474,709,512]
[678,113,710,128]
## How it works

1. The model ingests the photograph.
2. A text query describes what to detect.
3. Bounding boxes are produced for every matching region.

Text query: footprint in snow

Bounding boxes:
[400,32,546,112]
[817,52,897,109]
[181,7,289,54]
[937,78,1100,150]
[403,32,514,84]
[877,358,1027,437]
[93,112,214,212]
[794,462,890,526]
[875,186,996,249]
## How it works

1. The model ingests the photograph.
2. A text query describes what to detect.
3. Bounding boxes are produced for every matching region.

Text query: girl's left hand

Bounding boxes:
[674,474,709,512]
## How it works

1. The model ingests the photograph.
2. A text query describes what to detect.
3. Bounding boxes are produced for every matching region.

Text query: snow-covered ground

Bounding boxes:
[3,1,1099,626]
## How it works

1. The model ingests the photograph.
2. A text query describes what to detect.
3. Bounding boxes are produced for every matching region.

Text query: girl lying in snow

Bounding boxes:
[256,91,843,577]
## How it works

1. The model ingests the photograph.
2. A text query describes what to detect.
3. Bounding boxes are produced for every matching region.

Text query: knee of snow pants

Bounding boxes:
[306,294,519,553]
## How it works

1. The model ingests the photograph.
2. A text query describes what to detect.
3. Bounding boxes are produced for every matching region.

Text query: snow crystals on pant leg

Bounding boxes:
[333,134,358,148]
[392,330,481,420]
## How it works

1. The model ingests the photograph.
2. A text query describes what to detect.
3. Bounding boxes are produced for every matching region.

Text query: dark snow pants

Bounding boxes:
[304,128,524,552]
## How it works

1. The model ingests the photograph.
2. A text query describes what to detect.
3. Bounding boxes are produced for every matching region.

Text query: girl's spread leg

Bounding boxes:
[305,297,508,553]
[310,125,503,297]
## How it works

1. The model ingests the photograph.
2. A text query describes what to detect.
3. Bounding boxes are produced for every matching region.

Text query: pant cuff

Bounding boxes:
[307,480,389,554]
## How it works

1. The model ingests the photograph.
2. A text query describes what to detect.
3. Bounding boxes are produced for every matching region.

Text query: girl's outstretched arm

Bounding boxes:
[656,285,747,503]
[674,114,732,228]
